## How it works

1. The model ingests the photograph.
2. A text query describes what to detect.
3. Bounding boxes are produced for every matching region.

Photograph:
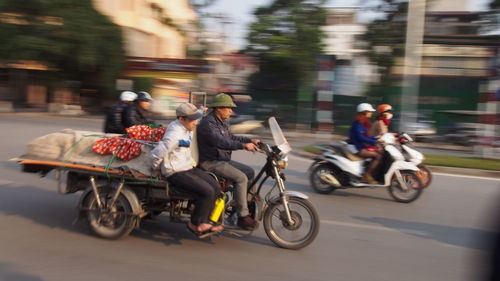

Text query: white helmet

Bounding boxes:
[136,91,153,102]
[120,91,137,102]
[357,103,375,113]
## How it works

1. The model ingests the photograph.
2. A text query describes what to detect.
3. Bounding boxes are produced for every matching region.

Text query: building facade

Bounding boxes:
[318,8,377,131]
[93,0,197,59]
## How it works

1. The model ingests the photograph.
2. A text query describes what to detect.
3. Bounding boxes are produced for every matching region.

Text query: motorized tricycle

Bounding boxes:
[17,117,319,249]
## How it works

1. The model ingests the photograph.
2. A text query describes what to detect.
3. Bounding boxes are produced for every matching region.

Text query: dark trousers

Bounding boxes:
[168,168,221,226]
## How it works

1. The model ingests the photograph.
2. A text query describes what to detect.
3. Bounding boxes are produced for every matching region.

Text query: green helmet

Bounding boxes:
[209,93,237,108]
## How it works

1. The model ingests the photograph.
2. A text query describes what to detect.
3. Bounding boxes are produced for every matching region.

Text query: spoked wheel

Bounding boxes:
[388,171,423,203]
[263,197,319,249]
[83,187,136,240]
[417,165,432,188]
[309,164,339,194]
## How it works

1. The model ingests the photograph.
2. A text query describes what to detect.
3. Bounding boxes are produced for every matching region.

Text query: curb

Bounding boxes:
[290,150,500,179]
[0,112,104,122]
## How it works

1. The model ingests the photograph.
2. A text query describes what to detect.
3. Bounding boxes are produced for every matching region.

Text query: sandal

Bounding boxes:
[210,224,224,233]
[186,223,217,239]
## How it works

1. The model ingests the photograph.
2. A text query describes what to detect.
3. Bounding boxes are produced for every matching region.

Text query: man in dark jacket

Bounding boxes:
[197,93,260,230]
[123,91,155,128]
[104,91,137,134]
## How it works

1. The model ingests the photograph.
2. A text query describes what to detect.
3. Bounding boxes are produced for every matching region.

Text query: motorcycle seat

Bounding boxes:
[338,141,364,161]
[346,152,364,162]
[326,143,364,162]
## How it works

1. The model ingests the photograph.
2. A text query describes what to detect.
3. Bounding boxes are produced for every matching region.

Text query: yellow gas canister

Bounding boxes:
[209,196,225,223]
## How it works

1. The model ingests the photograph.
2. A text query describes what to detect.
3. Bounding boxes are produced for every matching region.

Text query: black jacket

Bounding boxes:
[104,101,130,134]
[123,103,155,129]
[197,112,251,162]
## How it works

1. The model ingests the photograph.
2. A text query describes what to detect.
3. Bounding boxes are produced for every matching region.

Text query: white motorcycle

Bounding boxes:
[398,133,432,188]
[309,133,424,203]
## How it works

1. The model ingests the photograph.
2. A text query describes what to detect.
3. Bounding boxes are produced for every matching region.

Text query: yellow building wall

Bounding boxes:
[93,0,197,59]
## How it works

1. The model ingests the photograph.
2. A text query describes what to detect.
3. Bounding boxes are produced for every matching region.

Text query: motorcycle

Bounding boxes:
[398,133,432,188]
[309,133,424,203]
[17,117,319,249]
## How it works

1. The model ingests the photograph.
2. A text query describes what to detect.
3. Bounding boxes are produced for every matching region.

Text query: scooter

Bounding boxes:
[398,133,432,188]
[309,133,424,203]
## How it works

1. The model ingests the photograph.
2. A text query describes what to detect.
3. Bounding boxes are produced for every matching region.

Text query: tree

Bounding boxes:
[245,0,326,125]
[246,0,326,90]
[490,0,500,9]
[0,0,125,96]
[361,1,408,86]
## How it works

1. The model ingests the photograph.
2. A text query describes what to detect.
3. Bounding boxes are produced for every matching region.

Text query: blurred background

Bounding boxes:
[0,0,498,158]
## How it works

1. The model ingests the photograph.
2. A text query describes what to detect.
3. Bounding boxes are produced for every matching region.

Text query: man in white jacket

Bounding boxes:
[151,103,222,236]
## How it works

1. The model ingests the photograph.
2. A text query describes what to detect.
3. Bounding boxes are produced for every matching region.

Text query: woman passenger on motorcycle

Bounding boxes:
[370,104,393,137]
[349,103,383,184]
[151,103,223,236]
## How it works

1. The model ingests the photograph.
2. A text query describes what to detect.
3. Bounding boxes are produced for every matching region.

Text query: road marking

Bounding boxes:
[289,154,312,163]
[320,219,428,236]
[433,172,500,182]
[321,220,394,232]
[0,179,14,186]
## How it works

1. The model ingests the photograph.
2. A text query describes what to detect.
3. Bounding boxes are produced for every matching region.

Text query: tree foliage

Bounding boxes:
[490,0,500,9]
[246,0,326,90]
[360,0,408,85]
[0,0,125,95]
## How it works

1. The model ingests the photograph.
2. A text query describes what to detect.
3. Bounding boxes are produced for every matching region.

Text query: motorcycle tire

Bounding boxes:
[263,197,320,250]
[82,185,136,240]
[417,164,432,188]
[309,164,340,194]
[388,170,423,203]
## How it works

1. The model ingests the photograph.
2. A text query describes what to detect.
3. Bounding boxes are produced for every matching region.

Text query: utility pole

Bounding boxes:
[400,0,427,132]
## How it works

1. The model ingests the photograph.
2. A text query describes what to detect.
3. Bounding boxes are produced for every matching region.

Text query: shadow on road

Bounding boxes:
[134,218,217,246]
[326,190,394,202]
[0,263,45,281]
[0,184,275,248]
[353,216,496,251]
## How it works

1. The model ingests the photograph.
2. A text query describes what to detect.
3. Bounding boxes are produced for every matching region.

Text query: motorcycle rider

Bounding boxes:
[349,103,383,184]
[197,93,260,230]
[104,91,137,134]
[124,91,156,129]
[370,104,393,136]
[151,103,223,236]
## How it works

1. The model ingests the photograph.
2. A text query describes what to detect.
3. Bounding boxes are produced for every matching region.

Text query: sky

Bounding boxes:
[202,0,491,50]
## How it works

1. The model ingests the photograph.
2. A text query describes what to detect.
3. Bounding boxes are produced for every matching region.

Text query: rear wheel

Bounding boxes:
[309,164,340,194]
[388,171,423,203]
[82,186,136,239]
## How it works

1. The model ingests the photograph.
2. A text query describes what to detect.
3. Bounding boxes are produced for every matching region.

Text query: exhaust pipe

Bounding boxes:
[320,174,341,187]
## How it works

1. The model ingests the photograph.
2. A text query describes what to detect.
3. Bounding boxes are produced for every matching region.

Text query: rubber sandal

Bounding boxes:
[186,224,217,239]
[210,224,224,233]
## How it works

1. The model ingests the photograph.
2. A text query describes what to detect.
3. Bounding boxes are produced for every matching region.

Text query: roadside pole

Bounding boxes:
[400,0,427,132]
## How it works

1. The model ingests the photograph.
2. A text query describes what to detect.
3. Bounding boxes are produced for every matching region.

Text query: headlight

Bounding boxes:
[277,156,288,169]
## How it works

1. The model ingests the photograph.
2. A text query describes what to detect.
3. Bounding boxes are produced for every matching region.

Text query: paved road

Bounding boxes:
[0,115,499,281]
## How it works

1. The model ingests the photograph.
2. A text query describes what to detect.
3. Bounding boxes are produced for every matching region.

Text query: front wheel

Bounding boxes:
[263,197,320,250]
[82,187,137,240]
[417,164,432,188]
[388,171,423,203]
[309,164,339,194]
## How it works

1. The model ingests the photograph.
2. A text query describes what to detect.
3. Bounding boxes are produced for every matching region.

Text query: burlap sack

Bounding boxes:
[21,129,153,176]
